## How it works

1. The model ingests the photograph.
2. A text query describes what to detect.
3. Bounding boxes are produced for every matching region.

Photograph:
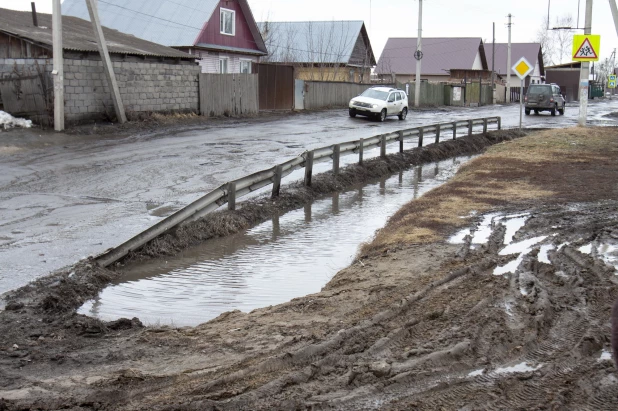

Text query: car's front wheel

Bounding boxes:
[349,108,356,118]
[378,109,387,122]
[398,107,408,120]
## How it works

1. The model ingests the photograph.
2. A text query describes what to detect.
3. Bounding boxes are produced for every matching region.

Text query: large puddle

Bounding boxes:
[79,155,473,326]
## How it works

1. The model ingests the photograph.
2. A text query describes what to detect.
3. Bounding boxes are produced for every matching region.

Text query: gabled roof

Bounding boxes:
[484,43,544,76]
[257,21,375,66]
[376,37,487,76]
[0,8,193,59]
[62,0,267,53]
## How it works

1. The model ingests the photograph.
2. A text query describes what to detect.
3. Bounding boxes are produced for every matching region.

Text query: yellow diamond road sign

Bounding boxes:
[572,34,600,61]
[512,57,534,80]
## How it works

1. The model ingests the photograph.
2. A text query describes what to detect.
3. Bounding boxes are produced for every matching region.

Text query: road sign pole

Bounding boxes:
[519,78,523,130]
[578,0,593,127]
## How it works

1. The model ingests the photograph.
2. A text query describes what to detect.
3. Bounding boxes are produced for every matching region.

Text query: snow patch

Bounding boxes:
[0,111,32,129]
[599,350,612,362]
[538,244,554,264]
[467,369,484,377]
[495,362,542,374]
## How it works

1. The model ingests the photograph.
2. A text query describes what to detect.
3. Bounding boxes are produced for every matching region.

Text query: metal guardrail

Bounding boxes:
[95,116,501,267]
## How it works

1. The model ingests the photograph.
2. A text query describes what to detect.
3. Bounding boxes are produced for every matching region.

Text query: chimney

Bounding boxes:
[31,2,38,27]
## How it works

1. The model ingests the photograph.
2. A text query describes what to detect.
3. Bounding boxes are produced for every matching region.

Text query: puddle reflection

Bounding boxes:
[79,156,473,326]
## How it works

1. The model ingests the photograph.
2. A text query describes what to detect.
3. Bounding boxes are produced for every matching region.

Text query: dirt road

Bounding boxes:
[1,126,618,410]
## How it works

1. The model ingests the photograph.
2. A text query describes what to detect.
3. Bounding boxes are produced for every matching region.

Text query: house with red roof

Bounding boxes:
[62,0,268,74]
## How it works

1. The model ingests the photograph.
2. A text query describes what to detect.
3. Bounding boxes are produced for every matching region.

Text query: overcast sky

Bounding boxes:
[2,0,617,62]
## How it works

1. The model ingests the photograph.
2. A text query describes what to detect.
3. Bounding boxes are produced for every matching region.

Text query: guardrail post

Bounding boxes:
[497,117,502,130]
[418,128,424,147]
[452,122,457,140]
[399,130,404,153]
[435,125,441,144]
[304,151,314,187]
[333,144,340,175]
[380,135,387,158]
[227,182,236,211]
[272,165,282,198]
[468,120,473,136]
[359,138,364,165]
[483,118,488,134]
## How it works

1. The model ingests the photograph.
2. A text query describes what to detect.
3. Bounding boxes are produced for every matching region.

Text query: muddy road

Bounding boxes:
[2,100,618,295]
[1,127,618,410]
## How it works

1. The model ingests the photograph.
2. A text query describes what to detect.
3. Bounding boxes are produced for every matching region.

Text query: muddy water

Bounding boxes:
[79,156,473,326]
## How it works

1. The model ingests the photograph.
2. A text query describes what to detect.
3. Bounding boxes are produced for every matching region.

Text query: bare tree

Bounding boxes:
[259,21,358,82]
[553,15,575,64]
[535,18,555,66]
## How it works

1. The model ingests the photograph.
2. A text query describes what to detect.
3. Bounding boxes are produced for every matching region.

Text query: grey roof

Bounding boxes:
[62,0,217,47]
[257,21,370,64]
[0,7,194,59]
[484,43,544,75]
[62,0,267,54]
[376,37,487,75]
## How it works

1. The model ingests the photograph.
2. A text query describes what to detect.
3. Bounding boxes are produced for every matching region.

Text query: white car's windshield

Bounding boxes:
[360,89,389,101]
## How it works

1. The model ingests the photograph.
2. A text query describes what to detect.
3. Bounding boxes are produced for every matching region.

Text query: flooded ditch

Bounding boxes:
[79,155,474,326]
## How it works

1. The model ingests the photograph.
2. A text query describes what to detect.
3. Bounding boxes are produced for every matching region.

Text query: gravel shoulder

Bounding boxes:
[1,127,618,410]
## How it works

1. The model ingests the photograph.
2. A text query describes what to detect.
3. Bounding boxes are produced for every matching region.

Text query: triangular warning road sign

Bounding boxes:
[573,38,598,59]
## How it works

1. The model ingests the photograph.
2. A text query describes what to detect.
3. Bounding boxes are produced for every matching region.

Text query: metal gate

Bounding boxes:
[256,63,294,110]
[0,68,52,125]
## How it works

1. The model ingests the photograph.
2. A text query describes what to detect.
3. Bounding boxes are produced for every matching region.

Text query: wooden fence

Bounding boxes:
[199,73,258,117]
[303,81,391,110]
[95,116,501,267]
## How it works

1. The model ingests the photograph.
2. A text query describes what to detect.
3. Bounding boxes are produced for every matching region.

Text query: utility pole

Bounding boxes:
[506,14,512,103]
[609,0,618,37]
[492,22,496,104]
[86,0,127,123]
[52,0,64,131]
[415,0,423,108]
[578,0,593,127]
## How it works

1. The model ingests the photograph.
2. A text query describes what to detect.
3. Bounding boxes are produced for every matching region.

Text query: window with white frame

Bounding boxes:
[220,8,235,36]
[240,60,252,74]
[219,58,229,73]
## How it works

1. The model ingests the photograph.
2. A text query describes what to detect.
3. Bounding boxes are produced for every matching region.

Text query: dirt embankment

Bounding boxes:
[2,127,618,410]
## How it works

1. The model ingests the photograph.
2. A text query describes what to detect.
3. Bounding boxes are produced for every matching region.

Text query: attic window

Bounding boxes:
[220,8,235,36]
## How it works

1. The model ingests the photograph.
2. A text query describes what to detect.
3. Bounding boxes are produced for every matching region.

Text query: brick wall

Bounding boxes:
[63,58,200,122]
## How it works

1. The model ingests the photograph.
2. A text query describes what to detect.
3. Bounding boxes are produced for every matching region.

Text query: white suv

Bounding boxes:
[349,87,408,122]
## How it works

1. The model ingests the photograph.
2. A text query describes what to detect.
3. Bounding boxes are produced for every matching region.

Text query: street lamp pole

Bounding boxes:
[414,0,423,108]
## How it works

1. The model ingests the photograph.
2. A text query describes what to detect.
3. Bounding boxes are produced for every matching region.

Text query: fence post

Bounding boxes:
[227,182,236,211]
[304,151,314,187]
[497,117,502,130]
[272,165,282,198]
[333,144,340,175]
[483,118,488,134]
[380,135,387,158]
[399,130,404,153]
[468,120,473,136]
[453,122,457,140]
[418,128,424,147]
[359,138,364,165]
[435,125,441,144]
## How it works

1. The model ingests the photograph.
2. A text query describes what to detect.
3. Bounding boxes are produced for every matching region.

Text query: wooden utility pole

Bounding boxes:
[85,0,127,123]
[578,0,593,127]
[52,0,64,131]
[506,14,512,103]
[414,0,423,107]
[492,22,496,104]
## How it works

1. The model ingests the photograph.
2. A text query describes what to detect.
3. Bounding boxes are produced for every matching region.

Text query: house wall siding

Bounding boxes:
[196,51,258,73]
[195,0,261,53]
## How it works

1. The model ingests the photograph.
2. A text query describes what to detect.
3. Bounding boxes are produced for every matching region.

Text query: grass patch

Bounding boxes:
[361,126,618,255]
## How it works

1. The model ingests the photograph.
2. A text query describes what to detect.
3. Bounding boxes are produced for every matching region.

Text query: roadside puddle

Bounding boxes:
[79,156,473,326]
